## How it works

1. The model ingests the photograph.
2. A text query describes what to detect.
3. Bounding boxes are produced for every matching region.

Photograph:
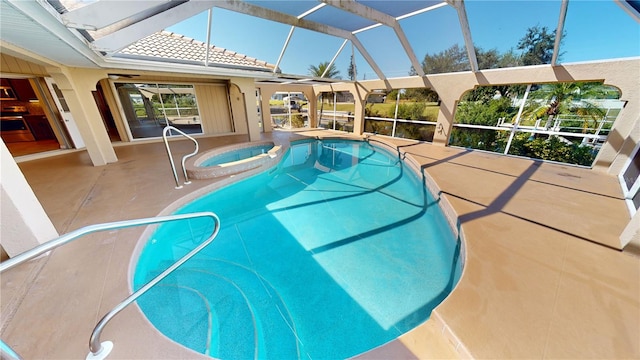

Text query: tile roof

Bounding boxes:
[116,31,276,71]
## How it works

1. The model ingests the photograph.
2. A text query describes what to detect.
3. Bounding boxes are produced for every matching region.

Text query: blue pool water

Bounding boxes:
[200,144,273,167]
[134,139,462,359]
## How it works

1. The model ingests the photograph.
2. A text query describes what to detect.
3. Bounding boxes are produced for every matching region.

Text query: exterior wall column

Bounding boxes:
[0,141,58,257]
[257,84,316,131]
[313,83,363,135]
[259,88,274,133]
[426,74,474,147]
[47,67,117,166]
[231,78,261,141]
[255,84,281,133]
[431,97,457,146]
[305,91,317,128]
[591,61,640,174]
[352,90,366,135]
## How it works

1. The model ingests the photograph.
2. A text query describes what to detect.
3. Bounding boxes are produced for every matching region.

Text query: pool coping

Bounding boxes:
[360,136,472,358]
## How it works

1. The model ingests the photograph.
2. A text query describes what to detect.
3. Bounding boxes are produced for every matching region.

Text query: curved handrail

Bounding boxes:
[162,125,199,189]
[88,211,220,359]
[0,212,220,360]
[1,339,22,360]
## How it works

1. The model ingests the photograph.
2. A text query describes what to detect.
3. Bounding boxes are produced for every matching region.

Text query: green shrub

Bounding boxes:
[455,97,516,126]
[449,128,505,152]
[364,119,392,135]
[503,133,597,166]
[291,114,306,128]
[394,103,428,120]
[395,123,435,141]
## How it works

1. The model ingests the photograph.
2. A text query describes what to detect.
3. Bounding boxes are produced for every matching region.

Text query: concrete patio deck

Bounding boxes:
[1,129,638,359]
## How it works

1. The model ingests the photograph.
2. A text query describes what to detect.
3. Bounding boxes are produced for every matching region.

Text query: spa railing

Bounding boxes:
[0,211,221,360]
[162,125,199,189]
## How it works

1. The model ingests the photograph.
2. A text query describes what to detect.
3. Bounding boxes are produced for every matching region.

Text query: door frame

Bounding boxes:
[43,77,85,148]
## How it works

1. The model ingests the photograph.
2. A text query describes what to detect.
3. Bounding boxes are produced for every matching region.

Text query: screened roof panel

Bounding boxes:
[242,0,320,18]
[304,5,376,32]
[560,0,640,63]
[465,0,562,68]
[357,0,445,18]
[280,27,347,77]
[3,0,638,83]
[400,4,465,75]
[166,7,292,69]
[356,25,413,78]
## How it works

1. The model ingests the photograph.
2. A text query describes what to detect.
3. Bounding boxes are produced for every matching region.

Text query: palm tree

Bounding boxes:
[310,62,341,107]
[308,61,341,79]
[516,82,611,132]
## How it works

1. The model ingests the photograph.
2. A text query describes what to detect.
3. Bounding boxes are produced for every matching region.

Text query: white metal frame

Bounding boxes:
[618,141,640,215]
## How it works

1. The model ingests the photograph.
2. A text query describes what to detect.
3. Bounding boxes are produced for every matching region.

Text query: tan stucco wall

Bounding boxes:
[47,67,117,166]
[0,141,58,256]
[257,84,316,129]
[314,58,640,175]
[1,51,638,257]
[2,49,638,176]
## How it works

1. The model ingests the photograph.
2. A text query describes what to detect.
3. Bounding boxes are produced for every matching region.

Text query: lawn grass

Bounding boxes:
[316,101,439,120]
[270,99,439,120]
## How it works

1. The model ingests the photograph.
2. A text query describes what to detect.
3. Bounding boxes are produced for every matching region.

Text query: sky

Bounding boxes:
[167,1,640,80]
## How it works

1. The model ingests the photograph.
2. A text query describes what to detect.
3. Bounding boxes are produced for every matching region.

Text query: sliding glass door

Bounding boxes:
[115,83,202,139]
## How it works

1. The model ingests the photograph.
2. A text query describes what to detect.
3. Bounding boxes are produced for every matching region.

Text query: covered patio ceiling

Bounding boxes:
[1,0,639,84]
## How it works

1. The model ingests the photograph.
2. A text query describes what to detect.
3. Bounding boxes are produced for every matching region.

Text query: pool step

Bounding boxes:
[144,260,300,359]
[186,260,301,359]
[139,270,255,358]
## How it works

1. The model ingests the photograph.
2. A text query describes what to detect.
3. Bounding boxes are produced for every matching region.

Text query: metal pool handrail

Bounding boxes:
[0,212,221,360]
[1,339,22,360]
[162,125,199,189]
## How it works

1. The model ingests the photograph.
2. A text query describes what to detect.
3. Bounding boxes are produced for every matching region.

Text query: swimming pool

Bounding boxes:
[133,139,462,359]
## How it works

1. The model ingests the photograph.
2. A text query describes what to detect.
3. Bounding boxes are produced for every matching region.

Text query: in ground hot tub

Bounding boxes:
[186,141,282,179]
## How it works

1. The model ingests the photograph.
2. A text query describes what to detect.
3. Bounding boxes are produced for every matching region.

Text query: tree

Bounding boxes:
[496,49,522,68]
[421,44,470,74]
[309,61,341,79]
[404,87,439,102]
[347,54,357,81]
[476,48,501,70]
[518,82,610,131]
[517,25,558,65]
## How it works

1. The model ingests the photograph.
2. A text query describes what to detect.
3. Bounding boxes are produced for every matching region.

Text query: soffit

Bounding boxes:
[0,1,99,68]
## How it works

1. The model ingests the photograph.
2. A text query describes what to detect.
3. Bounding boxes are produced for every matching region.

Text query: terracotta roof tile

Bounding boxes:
[117,31,275,71]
